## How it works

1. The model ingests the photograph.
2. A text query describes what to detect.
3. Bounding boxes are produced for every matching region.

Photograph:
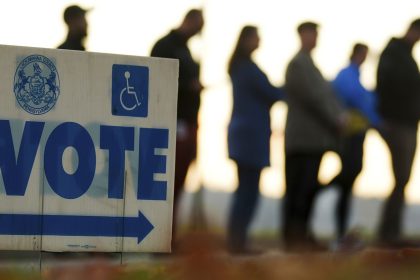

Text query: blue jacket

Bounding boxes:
[332,63,381,126]
[228,59,283,168]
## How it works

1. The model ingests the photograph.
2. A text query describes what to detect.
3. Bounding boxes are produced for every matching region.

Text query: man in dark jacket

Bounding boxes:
[376,18,420,245]
[283,21,346,252]
[150,9,204,249]
[58,5,89,51]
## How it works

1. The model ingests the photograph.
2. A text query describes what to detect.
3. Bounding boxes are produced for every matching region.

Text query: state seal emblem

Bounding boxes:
[13,55,60,115]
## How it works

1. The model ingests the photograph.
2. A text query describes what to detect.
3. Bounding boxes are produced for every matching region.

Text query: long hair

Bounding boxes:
[228,25,258,75]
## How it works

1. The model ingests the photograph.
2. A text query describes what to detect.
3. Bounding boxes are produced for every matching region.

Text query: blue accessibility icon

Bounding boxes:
[112,64,149,117]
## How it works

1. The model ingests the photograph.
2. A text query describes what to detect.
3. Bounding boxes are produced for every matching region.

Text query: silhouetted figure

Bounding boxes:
[226,26,283,255]
[283,22,346,252]
[58,5,89,50]
[376,18,420,245]
[150,9,204,250]
[329,43,381,244]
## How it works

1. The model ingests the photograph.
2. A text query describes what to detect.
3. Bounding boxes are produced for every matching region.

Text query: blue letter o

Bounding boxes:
[44,122,96,199]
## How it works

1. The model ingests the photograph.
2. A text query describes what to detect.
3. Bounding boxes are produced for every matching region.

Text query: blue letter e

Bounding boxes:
[138,128,168,200]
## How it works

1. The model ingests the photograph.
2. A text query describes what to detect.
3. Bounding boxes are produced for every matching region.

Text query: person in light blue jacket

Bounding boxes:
[329,43,381,245]
[227,25,283,254]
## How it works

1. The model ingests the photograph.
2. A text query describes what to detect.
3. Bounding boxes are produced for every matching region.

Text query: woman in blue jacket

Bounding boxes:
[227,25,283,254]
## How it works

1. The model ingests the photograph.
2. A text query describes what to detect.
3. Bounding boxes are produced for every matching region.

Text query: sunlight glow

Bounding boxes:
[1,0,419,202]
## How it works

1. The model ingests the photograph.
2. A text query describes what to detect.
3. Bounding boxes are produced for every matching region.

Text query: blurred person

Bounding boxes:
[328,43,381,248]
[150,9,204,250]
[376,18,420,246]
[58,5,89,50]
[283,21,346,252]
[226,25,284,254]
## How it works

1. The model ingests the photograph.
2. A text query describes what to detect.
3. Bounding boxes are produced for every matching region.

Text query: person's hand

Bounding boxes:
[190,79,204,93]
[336,111,350,135]
[372,120,388,138]
[341,110,369,135]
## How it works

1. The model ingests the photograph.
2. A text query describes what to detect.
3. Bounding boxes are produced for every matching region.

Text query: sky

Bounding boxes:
[0,0,420,202]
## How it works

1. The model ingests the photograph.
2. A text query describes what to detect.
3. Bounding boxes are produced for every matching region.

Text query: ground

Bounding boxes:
[2,232,420,279]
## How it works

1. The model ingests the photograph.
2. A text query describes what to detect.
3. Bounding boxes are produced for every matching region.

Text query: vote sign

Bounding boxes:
[0,45,178,252]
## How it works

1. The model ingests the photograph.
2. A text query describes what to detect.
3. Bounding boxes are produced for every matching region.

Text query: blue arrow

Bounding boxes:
[0,211,154,244]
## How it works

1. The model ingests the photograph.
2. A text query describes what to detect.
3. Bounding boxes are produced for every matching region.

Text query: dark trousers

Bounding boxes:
[227,164,262,251]
[378,120,418,242]
[283,153,323,246]
[172,122,197,247]
[330,132,366,238]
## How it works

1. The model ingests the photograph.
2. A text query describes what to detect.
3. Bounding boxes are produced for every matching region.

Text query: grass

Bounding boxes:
[3,232,420,279]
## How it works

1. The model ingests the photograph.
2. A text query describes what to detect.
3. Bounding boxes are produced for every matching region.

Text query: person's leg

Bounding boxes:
[283,153,302,246]
[335,132,365,238]
[378,122,417,243]
[227,164,261,252]
[171,122,197,249]
[283,153,322,249]
[298,154,323,239]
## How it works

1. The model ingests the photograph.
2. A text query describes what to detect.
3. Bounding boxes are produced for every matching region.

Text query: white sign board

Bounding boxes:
[0,45,178,252]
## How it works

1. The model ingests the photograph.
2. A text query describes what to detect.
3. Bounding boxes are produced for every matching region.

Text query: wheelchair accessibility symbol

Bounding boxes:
[120,71,141,111]
[112,64,149,117]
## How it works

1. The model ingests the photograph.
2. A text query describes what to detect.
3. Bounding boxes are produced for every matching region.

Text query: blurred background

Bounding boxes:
[0,0,420,237]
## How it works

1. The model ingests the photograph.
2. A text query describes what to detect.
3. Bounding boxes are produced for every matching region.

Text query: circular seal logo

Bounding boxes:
[13,54,60,115]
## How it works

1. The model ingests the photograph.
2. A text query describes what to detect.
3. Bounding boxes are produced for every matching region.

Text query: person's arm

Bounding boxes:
[379,49,419,86]
[377,46,420,104]
[363,91,382,127]
[249,63,284,105]
[334,69,381,126]
[350,83,382,127]
[286,58,344,132]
